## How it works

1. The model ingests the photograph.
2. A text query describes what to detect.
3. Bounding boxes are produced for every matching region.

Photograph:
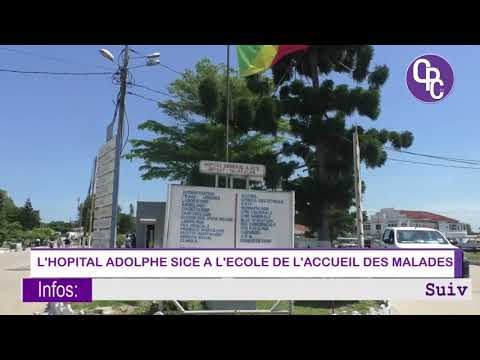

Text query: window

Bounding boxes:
[364,224,371,231]
[449,224,458,231]
[376,224,382,231]
[397,230,448,244]
[383,230,391,242]
[387,223,397,227]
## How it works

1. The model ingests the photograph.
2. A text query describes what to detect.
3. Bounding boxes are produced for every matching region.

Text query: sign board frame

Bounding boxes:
[92,137,117,248]
[199,160,266,178]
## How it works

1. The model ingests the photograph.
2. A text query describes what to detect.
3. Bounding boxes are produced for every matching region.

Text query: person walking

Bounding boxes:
[64,234,71,249]
[125,234,132,248]
[131,233,136,248]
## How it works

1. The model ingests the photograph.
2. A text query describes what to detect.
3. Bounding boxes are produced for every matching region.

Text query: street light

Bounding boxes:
[146,58,160,66]
[99,49,114,62]
[95,46,160,248]
[147,52,160,59]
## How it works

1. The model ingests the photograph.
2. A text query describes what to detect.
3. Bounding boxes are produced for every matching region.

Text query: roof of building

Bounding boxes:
[398,210,458,223]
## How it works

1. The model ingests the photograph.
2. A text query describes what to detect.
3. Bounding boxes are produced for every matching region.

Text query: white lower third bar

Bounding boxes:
[92,278,472,301]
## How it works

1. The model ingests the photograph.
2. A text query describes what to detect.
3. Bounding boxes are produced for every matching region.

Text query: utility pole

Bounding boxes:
[353,126,364,248]
[87,157,97,248]
[110,45,130,248]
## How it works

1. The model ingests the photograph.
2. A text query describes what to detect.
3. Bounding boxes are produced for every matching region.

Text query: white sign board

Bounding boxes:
[96,182,114,197]
[95,193,113,208]
[98,138,116,159]
[92,229,110,241]
[199,161,266,178]
[97,160,115,178]
[95,205,113,220]
[164,185,294,249]
[96,171,114,188]
[94,217,112,230]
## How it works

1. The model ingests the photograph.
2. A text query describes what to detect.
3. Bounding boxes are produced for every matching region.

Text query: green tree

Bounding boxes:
[46,221,73,234]
[0,189,20,224]
[18,198,40,230]
[126,58,296,189]
[117,205,135,235]
[78,195,95,235]
[0,222,24,245]
[262,45,414,244]
[32,227,56,240]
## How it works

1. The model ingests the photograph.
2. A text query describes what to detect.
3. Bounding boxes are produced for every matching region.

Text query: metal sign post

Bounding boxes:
[165,157,295,314]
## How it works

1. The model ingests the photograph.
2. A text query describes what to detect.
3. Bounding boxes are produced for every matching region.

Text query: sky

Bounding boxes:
[0,45,479,229]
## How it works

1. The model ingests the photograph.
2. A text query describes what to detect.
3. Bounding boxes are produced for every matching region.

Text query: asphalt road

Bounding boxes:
[0,249,46,315]
[389,265,480,315]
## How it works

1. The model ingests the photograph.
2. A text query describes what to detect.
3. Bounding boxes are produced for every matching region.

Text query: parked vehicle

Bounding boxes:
[372,227,470,278]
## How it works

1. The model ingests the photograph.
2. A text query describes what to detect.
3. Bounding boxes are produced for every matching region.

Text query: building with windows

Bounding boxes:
[364,208,468,243]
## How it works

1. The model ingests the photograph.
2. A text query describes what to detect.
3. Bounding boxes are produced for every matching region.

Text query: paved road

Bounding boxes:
[0,249,46,315]
[390,265,480,315]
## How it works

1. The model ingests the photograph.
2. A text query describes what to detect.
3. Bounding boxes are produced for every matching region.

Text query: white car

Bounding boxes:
[373,227,469,277]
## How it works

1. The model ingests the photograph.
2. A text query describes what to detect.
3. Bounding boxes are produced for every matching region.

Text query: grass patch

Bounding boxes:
[465,251,480,265]
[69,300,144,313]
[69,301,127,311]
[256,300,383,315]
[69,300,384,315]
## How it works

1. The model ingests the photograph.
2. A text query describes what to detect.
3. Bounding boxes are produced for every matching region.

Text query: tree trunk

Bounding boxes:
[309,49,331,247]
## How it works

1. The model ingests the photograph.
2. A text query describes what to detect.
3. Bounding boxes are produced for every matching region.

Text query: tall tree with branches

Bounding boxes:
[126,58,297,189]
[245,45,415,244]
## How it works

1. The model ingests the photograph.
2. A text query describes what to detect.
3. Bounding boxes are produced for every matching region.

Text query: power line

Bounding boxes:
[313,134,480,170]
[0,68,114,76]
[158,62,183,75]
[388,157,480,170]
[383,146,480,165]
[0,46,115,71]
[128,82,173,97]
[343,132,480,166]
[127,91,160,104]
[121,106,131,155]
[126,49,182,75]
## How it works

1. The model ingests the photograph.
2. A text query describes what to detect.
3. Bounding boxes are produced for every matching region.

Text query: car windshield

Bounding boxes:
[397,230,449,244]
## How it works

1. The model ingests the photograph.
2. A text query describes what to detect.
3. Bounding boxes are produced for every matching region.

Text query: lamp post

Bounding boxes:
[98,46,160,248]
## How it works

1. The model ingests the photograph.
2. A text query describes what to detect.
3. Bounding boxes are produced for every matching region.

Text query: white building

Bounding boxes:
[364,208,468,243]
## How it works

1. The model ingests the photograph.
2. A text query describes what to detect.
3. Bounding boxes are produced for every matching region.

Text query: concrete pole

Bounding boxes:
[110,45,130,249]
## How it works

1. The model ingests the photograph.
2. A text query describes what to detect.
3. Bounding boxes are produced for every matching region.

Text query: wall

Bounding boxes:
[135,202,166,248]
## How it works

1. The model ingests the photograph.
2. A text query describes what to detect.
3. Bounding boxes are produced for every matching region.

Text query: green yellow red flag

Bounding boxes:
[236,45,310,77]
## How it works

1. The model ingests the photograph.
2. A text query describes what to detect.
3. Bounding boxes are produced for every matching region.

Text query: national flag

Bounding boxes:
[236,45,310,77]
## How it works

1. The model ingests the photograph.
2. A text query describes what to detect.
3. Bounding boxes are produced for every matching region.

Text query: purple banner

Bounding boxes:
[23,278,92,302]
[454,249,463,278]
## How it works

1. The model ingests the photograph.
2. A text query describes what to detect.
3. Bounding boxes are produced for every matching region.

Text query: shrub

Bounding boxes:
[116,234,126,248]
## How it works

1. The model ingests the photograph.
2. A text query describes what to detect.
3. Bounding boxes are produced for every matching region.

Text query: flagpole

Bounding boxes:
[226,45,230,188]
[226,45,230,162]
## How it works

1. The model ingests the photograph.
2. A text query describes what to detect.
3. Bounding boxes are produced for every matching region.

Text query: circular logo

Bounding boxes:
[406,54,454,103]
